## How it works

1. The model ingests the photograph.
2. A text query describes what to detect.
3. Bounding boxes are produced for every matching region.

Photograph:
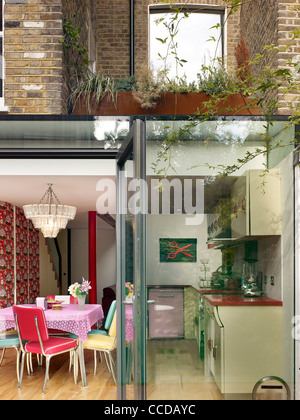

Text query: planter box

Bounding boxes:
[72,91,260,116]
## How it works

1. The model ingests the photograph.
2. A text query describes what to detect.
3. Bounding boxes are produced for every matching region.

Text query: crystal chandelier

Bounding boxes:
[23,184,77,238]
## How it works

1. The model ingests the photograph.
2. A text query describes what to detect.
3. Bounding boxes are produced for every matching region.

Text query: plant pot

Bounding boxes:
[72,91,260,116]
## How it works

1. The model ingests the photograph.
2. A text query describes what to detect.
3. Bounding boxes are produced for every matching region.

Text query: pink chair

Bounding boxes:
[13,305,78,394]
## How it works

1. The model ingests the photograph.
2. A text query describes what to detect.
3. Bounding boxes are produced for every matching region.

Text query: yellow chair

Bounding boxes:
[83,311,117,383]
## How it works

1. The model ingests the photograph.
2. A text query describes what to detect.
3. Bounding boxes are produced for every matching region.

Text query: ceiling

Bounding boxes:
[0,175,116,230]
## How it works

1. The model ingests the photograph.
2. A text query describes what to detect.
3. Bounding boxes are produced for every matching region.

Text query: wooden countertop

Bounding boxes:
[202,294,283,306]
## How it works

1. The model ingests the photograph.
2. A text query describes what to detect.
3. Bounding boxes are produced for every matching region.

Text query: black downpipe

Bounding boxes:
[130,0,134,76]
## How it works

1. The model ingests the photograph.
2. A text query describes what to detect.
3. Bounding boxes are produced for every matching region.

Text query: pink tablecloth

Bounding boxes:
[0,304,104,343]
[125,305,134,342]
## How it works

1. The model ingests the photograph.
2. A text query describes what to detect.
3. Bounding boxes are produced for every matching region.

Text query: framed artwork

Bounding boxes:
[159,238,197,262]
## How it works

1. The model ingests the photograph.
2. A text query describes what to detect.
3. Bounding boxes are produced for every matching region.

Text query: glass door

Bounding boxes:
[116,119,147,400]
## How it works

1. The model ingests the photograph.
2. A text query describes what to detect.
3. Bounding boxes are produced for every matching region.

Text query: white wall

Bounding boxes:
[39,232,60,297]
[70,227,116,304]
[146,214,222,287]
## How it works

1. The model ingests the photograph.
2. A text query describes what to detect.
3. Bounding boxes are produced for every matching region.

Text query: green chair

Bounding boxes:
[0,330,22,381]
[88,300,116,337]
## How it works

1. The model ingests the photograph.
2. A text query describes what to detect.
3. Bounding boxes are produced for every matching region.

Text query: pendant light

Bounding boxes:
[23,184,77,238]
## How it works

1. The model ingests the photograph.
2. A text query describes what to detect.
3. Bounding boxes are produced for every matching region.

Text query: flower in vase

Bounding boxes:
[125,282,134,297]
[68,277,91,297]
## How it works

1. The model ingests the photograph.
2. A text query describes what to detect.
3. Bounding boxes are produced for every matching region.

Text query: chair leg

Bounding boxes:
[93,350,97,375]
[42,356,51,394]
[37,354,43,366]
[108,352,117,384]
[15,347,20,382]
[29,353,33,373]
[18,352,25,389]
[69,351,73,373]
[0,348,5,366]
[104,352,111,372]
[73,350,78,385]
[26,353,31,375]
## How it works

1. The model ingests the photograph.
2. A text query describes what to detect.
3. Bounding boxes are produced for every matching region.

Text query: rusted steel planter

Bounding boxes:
[72,91,260,116]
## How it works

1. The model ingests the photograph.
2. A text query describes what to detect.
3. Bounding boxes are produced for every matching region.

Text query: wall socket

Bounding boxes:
[270,276,275,286]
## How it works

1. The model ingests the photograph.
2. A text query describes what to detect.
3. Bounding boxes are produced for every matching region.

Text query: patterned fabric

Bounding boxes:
[125,305,134,342]
[0,304,104,343]
[0,0,3,99]
[0,202,39,306]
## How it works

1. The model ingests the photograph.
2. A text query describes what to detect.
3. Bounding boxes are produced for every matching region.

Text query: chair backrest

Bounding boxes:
[13,306,49,342]
[70,295,78,304]
[47,294,78,304]
[108,311,117,337]
[104,300,116,330]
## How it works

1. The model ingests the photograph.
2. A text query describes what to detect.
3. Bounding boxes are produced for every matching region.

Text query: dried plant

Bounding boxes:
[234,36,252,86]
[133,66,165,109]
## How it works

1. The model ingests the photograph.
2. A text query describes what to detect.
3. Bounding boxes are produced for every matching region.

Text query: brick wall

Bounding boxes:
[241,0,300,115]
[96,0,130,80]
[61,0,96,114]
[3,0,95,114]
[96,0,241,81]
[277,0,300,114]
[4,0,299,115]
[3,0,64,114]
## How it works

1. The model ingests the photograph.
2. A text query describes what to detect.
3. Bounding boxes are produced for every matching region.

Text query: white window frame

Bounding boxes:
[148,3,226,82]
[86,9,96,72]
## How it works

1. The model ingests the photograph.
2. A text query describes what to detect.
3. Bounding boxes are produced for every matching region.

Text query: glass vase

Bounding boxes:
[77,294,86,311]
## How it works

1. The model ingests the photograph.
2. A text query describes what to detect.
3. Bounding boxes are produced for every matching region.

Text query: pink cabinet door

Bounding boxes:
[148,288,184,339]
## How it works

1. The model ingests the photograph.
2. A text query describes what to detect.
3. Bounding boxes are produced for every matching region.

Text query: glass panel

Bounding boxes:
[117,120,147,400]
[0,117,130,149]
[0,0,2,33]
[145,118,295,400]
[0,37,3,99]
[121,154,135,399]
[149,10,223,82]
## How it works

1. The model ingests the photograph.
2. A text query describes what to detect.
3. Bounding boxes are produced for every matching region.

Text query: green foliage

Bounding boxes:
[115,75,137,92]
[197,65,239,95]
[70,69,116,114]
[164,76,198,93]
[60,15,89,79]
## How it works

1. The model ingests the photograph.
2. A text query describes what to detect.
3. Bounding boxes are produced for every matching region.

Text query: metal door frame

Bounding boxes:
[116,119,147,400]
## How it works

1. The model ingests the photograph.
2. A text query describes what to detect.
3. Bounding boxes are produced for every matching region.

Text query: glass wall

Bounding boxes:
[0,116,129,149]
[145,117,295,400]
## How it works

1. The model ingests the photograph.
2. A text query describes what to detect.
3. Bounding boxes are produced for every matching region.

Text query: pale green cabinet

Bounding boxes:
[204,301,282,398]
[231,169,282,238]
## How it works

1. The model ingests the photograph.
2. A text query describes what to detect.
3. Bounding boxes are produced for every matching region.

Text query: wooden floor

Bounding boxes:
[0,340,222,400]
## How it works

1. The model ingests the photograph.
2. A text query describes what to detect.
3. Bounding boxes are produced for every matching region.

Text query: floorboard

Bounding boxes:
[0,339,222,400]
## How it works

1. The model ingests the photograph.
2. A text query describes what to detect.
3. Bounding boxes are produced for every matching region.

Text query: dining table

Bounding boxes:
[0,303,104,387]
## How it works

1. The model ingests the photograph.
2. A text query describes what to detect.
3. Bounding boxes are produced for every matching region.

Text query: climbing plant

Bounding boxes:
[151,0,300,178]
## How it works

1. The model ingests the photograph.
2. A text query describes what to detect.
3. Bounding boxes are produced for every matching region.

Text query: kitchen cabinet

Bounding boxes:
[204,302,223,392]
[148,288,184,339]
[203,294,283,398]
[231,169,282,238]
